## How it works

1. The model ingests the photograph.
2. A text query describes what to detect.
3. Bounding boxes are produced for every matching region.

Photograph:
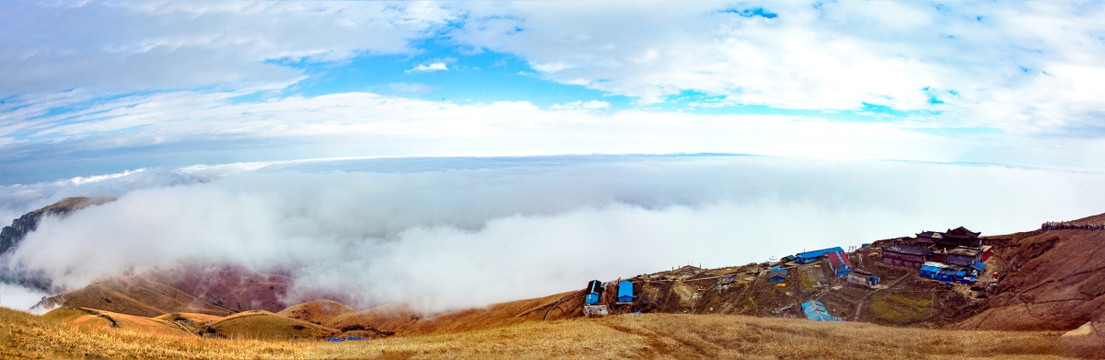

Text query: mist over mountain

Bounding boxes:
[2,155,1104,313]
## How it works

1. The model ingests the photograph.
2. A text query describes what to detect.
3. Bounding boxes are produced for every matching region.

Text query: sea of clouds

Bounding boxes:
[2,155,1104,313]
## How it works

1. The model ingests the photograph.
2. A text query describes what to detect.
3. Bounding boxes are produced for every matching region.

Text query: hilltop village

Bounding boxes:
[577,225,1003,325]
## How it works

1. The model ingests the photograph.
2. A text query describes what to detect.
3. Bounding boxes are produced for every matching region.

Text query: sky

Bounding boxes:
[2,0,1105,184]
[3,1,1105,313]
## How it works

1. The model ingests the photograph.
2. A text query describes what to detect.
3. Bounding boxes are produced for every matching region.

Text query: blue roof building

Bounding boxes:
[826,251,853,277]
[585,280,604,305]
[920,262,977,284]
[795,247,845,264]
[801,300,843,322]
[769,266,789,284]
[617,280,634,303]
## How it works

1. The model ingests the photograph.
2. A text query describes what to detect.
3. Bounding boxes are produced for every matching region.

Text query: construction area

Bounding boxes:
[575,225,1008,327]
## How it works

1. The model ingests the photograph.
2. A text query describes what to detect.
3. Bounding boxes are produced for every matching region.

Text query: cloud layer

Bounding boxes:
[0,1,452,96]
[3,156,1104,312]
[3,1,1105,180]
[453,1,1105,132]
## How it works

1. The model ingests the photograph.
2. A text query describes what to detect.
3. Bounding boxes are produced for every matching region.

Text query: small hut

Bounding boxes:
[768,266,789,284]
[826,251,853,277]
[801,300,842,322]
[617,280,634,303]
[584,280,604,305]
[846,269,879,288]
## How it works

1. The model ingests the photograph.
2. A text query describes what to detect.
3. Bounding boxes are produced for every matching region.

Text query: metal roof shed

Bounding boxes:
[801,300,842,322]
[826,251,853,277]
[769,266,789,284]
[585,280,604,305]
[617,280,634,303]
[795,247,845,264]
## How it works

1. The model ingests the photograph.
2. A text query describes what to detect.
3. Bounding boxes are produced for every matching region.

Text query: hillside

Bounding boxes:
[14,207,1105,336]
[3,199,1105,358]
[32,264,293,316]
[953,226,1105,330]
[2,198,292,317]
[1,306,1093,359]
[34,276,236,317]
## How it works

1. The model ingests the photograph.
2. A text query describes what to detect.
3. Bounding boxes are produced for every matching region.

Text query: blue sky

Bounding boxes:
[2,0,1105,184]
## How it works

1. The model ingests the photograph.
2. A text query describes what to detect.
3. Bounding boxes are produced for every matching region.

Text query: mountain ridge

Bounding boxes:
[2,198,1104,352]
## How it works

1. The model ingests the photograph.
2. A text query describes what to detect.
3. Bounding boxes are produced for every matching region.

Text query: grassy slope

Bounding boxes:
[277,299,354,325]
[43,307,185,337]
[957,228,1105,331]
[0,307,309,359]
[40,277,234,317]
[0,307,1088,359]
[208,310,338,340]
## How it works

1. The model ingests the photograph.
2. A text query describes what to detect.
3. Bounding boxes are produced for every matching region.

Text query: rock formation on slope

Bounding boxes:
[0,197,113,255]
[0,197,114,290]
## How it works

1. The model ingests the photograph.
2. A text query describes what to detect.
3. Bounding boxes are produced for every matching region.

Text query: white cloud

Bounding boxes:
[0,282,50,314]
[0,90,971,180]
[384,82,435,95]
[5,88,1105,183]
[3,0,1105,184]
[448,1,1105,133]
[3,156,1105,312]
[549,100,610,111]
[0,1,457,97]
[405,61,449,73]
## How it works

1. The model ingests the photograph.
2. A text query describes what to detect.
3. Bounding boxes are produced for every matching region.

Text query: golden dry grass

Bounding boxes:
[43,307,186,337]
[208,310,337,340]
[3,306,1093,359]
[152,312,225,324]
[1,307,310,359]
[328,314,1076,360]
[40,277,234,317]
[276,299,353,324]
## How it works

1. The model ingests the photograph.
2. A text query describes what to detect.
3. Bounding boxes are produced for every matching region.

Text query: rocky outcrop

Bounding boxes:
[1,197,114,291]
[0,197,114,255]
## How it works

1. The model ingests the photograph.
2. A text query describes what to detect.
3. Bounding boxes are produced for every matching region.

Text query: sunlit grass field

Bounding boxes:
[3,307,1093,359]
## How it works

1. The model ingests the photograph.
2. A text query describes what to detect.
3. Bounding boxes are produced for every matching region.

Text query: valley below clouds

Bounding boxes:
[2,155,1103,313]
